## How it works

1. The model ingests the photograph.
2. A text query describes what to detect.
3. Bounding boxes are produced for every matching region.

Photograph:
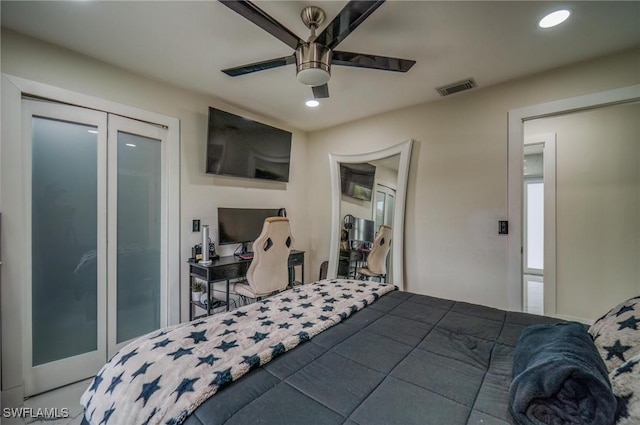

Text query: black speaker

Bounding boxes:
[343,214,354,230]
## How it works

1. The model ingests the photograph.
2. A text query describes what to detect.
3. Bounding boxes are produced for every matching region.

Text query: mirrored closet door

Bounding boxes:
[22,100,168,396]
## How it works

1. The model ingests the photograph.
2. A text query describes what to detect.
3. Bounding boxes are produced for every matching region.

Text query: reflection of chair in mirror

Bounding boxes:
[357,225,392,282]
[232,217,294,304]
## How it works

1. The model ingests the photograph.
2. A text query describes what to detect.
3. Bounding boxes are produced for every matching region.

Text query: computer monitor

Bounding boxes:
[217,207,283,253]
[349,218,375,244]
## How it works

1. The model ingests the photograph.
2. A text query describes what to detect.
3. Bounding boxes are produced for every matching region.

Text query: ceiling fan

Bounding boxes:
[219,0,416,99]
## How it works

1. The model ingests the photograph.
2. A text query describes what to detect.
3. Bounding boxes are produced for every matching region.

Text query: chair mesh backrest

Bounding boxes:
[246,217,294,296]
[366,225,392,275]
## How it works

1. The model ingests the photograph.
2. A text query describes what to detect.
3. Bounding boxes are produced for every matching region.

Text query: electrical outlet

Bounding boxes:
[192,219,201,232]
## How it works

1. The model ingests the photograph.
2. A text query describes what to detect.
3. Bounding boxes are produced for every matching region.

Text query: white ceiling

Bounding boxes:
[2,1,639,131]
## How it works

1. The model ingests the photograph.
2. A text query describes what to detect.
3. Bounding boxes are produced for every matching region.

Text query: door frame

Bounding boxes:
[1,74,180,403]
[523,134,556,315]
[507,84,640,312]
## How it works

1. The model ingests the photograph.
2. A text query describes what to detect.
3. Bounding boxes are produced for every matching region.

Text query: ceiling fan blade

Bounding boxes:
[312,84,329,99]
[222,55,296,77]
[219,0,302,50]
[332,51,416,72]
[313,0,385,50]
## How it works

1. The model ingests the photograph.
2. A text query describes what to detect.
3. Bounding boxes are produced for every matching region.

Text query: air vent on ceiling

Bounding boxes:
[436,78,477,97]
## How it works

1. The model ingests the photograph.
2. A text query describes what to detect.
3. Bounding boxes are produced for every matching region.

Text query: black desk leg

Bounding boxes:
[226,279,230,311]
[189,275,194,321]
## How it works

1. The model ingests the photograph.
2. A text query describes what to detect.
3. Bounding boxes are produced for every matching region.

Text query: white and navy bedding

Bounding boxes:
[81,281,639,425]
[80,279,394,425]
[589,296,640,425]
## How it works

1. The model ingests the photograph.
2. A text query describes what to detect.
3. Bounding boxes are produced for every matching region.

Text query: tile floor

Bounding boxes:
[524,274,544,315]
[3,379,90,425]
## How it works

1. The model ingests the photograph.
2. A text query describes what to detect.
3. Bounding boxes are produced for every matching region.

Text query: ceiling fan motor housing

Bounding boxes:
[295,42,332,86]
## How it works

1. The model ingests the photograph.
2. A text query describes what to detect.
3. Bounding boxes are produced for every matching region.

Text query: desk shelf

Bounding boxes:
[190,298,228,320]
[190,299,226,310]
[338,249,369,279]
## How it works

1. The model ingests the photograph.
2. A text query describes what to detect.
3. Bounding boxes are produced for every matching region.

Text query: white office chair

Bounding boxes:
[357,225,392,282]
[232,217,294,303]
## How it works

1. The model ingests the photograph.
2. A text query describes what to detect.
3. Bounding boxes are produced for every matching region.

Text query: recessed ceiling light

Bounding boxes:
[305,100,320,108]
[538,9,571,28]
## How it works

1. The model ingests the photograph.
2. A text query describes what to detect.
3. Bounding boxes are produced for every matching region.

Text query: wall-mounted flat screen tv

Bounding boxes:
[206,107,292,182]
[340,163,376,202]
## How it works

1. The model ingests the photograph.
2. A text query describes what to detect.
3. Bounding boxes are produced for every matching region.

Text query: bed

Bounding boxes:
[80,279,626,425]
[181,289,565,425]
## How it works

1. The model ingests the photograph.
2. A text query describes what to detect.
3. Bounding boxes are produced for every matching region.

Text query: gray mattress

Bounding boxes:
[175,290,563,425]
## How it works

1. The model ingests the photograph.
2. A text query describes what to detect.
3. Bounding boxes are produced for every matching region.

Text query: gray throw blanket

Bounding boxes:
[509,322,616,425]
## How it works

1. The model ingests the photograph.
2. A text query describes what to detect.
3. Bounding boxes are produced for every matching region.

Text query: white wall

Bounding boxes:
[0,29,310,325]
[1,30,639,317]
[374,164,399,191]
[307,47,640,310]
[525,102,640,321]
[341,194,372,222]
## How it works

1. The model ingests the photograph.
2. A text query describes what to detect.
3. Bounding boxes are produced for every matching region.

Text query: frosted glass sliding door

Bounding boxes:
[31,118,99,364]
[108,116,167,356]
[23,100,108,396]
[23,102,169,395]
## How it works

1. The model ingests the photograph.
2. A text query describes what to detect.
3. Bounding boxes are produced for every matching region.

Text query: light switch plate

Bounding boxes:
[499,220,508,235]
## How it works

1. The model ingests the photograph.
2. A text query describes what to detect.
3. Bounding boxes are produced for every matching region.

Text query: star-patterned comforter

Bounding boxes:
[80,279,394,425]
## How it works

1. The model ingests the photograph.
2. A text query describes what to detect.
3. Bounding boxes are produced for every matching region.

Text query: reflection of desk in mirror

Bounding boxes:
[340,216,374,279]
[338,249,369,279]
[188,250,305,320]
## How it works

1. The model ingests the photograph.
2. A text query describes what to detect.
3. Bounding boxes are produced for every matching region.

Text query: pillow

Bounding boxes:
[610,352,640,425]
[589,296,640,372]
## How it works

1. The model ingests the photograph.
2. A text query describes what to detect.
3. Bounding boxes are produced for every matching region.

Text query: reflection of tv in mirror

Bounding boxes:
[206,107,292,182]
[340,163,376,201]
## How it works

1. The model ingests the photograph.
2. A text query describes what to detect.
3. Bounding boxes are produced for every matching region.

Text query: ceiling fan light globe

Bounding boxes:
[295,42,332,86]
[297,68,330,86]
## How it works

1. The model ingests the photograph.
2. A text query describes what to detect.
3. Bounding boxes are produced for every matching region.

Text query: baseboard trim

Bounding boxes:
[1,385,24,409]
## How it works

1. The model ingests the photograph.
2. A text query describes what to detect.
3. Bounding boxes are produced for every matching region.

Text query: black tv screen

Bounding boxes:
[340,163,376,201]
[206,107,292,182]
